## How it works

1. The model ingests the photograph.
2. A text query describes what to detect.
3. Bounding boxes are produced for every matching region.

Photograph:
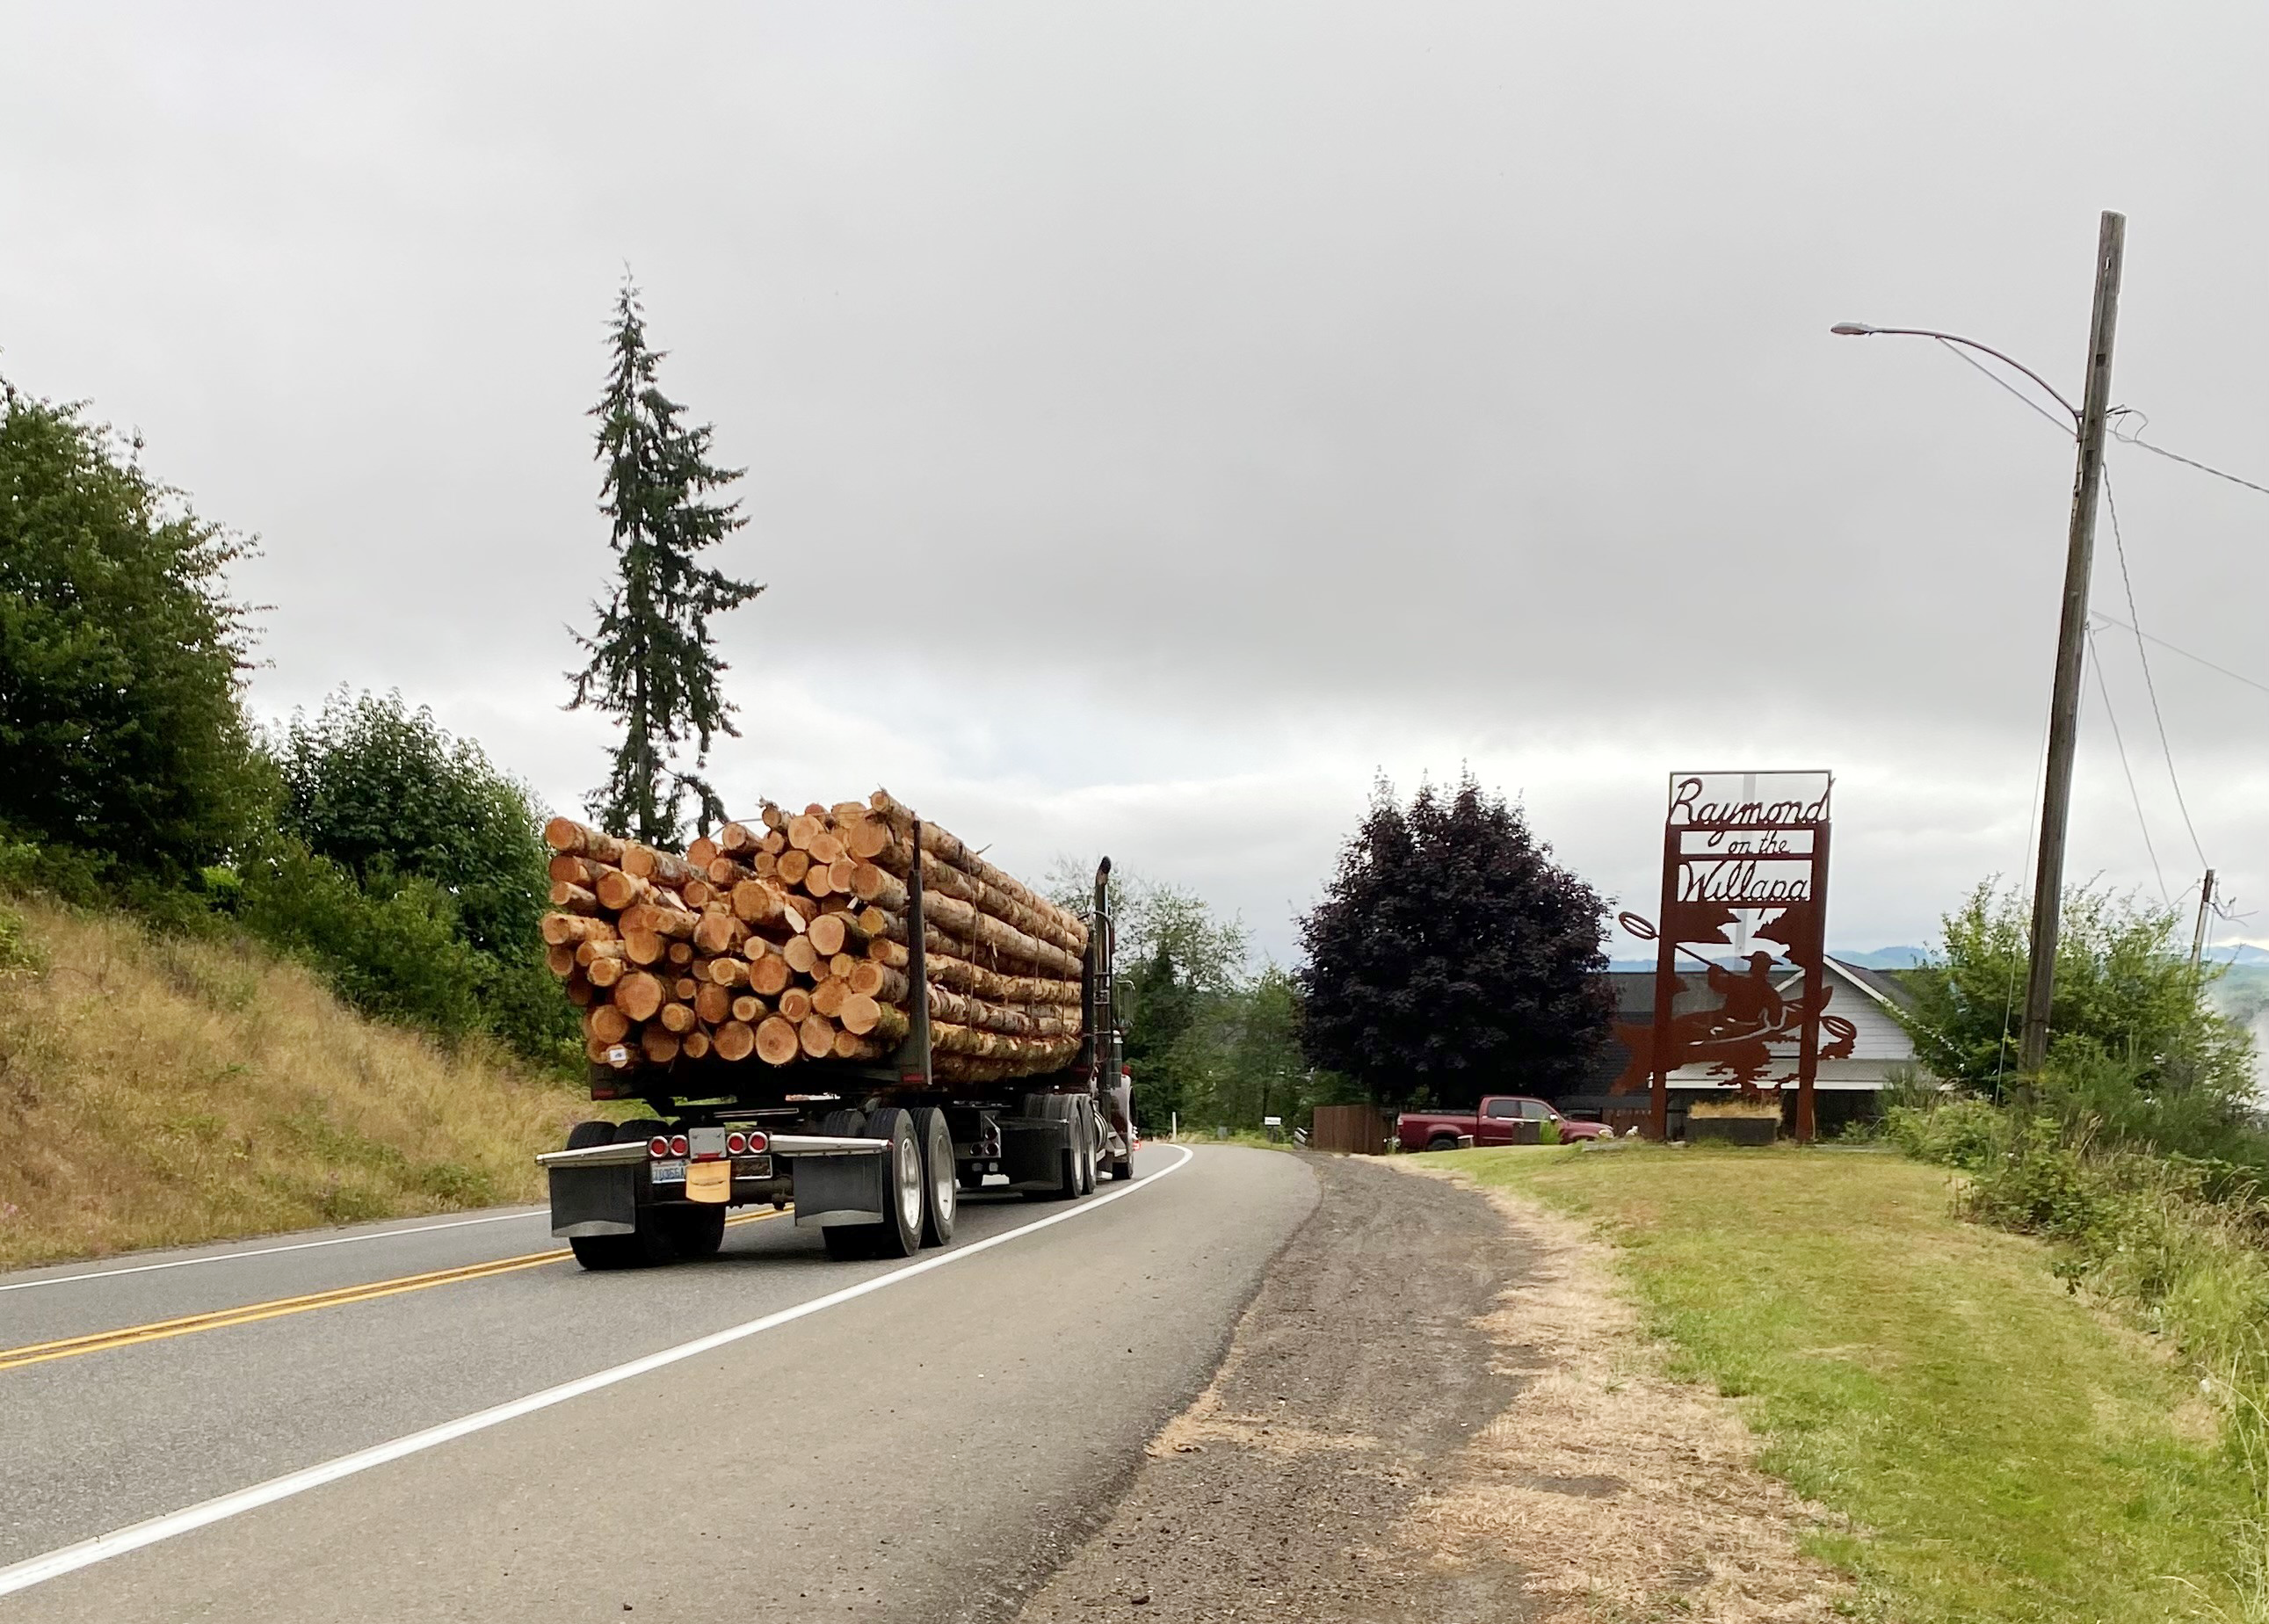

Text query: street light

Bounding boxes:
[1829,210,2127,1080]
[1829,323,2082,419]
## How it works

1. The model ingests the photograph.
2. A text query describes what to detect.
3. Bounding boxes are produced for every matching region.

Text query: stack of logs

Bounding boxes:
[540,791,1088,1085]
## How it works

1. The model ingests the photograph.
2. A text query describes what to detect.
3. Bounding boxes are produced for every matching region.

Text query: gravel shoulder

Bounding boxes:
[1011,1153,1540,1623]
[1014,1149,1850,1624]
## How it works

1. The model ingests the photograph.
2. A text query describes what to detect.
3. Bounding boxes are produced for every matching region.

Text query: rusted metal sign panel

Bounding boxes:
[1626,771,1842,1143]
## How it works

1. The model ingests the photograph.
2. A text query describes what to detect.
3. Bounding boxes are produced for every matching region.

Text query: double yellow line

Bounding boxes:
[0,1210,785,1375]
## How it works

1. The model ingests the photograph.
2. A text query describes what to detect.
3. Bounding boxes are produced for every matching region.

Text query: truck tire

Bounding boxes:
[567,1120,679,1271]
[865,1107,925,1258]
[912,1106,956,1247]
[823,1223,874,1261]
[662,1202,726,1259]
[1427,1134,1460,1153]
[614,1120,679,1266]
[1022,1096,1083,1202]
[565,1120,616,1151]
[819,1107,866,1139]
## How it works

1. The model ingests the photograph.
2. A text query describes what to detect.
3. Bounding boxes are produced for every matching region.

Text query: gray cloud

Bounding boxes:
[4,0,2264,966]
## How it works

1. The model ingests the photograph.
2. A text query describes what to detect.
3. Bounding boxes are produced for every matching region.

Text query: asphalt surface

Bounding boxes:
[0,1144,1317,1621]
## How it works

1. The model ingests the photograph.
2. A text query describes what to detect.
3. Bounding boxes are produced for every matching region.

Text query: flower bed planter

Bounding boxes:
[1686,1116,1778,1147]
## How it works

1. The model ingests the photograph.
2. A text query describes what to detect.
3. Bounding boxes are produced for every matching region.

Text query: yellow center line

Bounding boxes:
[0,1210,787,1374]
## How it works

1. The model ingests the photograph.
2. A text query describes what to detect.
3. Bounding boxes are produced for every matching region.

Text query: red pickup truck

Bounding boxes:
[1397,1096,1611,1151]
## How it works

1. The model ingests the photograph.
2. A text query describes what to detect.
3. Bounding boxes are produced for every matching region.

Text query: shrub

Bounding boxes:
[1882,1095,2007,1170]
[1537,1116,1561,1145]
[235,839,487,1040]
[0,900,44,975]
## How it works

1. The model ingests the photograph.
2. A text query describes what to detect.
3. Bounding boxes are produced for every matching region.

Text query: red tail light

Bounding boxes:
[726,1131,747,1155]
[743,1129,769,1154]
[648,1135,670,1157]
[669,1134,689,1156]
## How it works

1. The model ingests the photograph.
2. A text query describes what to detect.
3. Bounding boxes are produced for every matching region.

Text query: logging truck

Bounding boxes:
[536,807,1132,1271]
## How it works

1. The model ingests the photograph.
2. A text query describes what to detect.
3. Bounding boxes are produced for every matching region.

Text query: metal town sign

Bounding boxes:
[1626,770,1843,1142]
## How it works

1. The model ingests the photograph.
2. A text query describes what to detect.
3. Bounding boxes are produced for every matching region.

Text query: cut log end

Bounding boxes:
[755,1016,801,1065]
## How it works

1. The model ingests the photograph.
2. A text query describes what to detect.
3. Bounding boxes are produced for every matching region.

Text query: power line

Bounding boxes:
[2112,412,2269,499]
[2088,611,2269,701]
[2101,467,2210,869]
[2084,627,2170,905]
[1925,343,2269,500]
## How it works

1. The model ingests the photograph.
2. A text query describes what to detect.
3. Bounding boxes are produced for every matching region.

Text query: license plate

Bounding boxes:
[649,1158,686,1184]
[739,1155,773,1178]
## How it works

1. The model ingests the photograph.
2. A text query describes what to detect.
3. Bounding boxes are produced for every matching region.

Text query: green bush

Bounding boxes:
[1963,1131,2110,1247]
[236,839,487,1040]
[1537,1115,1561,1145]
[0,899,45,974]
[1881,1095,2006,1170]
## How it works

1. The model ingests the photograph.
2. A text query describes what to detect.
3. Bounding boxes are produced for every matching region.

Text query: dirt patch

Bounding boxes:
[1009,1154,1537,1621]
[1392,1159,1851,1622]
[1011,1153,1851,1624]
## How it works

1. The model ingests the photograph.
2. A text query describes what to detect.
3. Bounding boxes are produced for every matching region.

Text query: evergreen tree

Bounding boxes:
[1122,939,1197,1128]
[567,277,762,843]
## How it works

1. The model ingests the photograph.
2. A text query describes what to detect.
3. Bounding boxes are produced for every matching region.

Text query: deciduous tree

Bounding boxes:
[0,382,260,876]
[1298,773,1612,1106]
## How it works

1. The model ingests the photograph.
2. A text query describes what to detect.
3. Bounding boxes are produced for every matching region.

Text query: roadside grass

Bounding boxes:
[1430,1142,2254,1622]
[0,896,605,1269]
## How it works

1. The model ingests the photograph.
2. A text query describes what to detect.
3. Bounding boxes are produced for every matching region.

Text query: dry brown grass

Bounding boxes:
[0,896,603,1268]
[1391,1160,1850,1623]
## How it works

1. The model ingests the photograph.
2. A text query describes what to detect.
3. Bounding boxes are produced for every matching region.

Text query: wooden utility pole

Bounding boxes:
[2019,211,2127,1077]
[2190,868,2217,975]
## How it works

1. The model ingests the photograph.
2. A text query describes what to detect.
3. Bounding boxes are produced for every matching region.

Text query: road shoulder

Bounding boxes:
[1010,1152,1538,1623]
[1013,1151,1846,1624]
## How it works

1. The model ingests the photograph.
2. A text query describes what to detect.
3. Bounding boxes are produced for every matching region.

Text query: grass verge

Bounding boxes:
[0,895,604,1268]
[1431,1142,2253,1621]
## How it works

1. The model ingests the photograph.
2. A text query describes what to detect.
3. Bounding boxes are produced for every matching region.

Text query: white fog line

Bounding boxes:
[0,1145,1198,1599]
[0,1210,549,1294]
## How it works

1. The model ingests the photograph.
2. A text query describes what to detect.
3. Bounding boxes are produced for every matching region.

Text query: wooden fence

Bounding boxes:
[1308,1104,1393,1156]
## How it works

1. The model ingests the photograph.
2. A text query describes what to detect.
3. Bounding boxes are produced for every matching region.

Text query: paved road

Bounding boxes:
[0,1144,1317,1622]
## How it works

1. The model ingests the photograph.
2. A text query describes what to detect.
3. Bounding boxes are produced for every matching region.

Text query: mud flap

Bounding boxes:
[790,1154,888,1228]
[1001,1115,1072,1187]
[548,1163,640,1237]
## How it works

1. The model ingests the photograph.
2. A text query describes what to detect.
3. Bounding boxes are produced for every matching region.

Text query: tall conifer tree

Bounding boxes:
[567,277,762,842]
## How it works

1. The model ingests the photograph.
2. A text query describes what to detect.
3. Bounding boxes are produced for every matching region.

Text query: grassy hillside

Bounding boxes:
[1432,1143,2257,1622]
[0,896,604,1270]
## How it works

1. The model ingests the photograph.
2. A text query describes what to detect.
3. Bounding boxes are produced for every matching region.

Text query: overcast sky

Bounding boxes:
[5,2,2265,966]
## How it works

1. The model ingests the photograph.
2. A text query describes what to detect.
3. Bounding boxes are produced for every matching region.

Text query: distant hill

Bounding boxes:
[1831,946,1932,970]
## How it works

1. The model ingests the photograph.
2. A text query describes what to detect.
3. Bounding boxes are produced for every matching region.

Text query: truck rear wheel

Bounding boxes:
[1077,1101,1097,1194]
[565,1120,616,1151]
[565,1120,678,1271]
[1427,1135,1460,1153]
[912,1106,956,1247]
[1022,1096,1083,1202]
[866,1108,925,1258]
